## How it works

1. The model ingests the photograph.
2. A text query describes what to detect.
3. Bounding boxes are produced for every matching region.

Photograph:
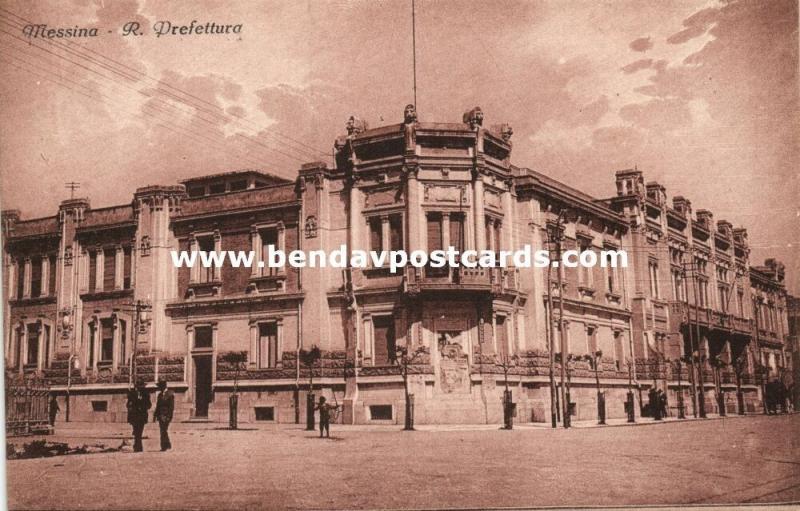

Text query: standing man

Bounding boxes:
[153,377,174,451]
[315,396,338,438]
[48,395,60,427]
[127,379,151,452]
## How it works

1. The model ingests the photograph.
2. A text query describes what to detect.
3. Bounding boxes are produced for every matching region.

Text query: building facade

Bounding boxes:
[2,106,793,424]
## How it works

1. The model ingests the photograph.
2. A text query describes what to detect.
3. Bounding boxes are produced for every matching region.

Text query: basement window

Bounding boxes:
[369,405,393,421]
[91,401,108,412]
[254,406,275,421]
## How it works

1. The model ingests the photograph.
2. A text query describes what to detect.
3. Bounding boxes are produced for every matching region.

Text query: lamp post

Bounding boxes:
[585,350,605,425]
[694,351,707,418]
[675,357,687,419]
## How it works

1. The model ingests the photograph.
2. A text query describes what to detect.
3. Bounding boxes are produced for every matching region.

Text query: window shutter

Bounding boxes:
[449,215,464,252]
[372,316,395,365]
[103,248,115,291]
[88,251,97,293]
[389,216,403,251]
[369,218,382,253]
[427,214,442,251]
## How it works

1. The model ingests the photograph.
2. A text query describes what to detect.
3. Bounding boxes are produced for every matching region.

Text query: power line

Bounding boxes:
[0,7,330,161]
[0,14,320,168]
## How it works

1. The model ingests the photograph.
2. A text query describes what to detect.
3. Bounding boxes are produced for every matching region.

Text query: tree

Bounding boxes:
[299,345,322,392]
[219,351,247,430]
[495,353,519,429]
[299,345,322,431]
[395,343,427,431]
[583,350,605,424]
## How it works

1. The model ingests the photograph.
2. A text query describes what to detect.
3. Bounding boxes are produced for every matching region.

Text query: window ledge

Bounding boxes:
[577,286,596,299]
[187,281,222,299]
[11,295,57,306]
[606,292,622,304]
[246,274,286,293]
[80,289,133,301]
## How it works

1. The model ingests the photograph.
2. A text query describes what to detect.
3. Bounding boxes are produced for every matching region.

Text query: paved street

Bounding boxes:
[6,414,800,510]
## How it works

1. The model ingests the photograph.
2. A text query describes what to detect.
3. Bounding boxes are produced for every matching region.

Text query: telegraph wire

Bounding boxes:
[0,7,330,162]
[0,52,274,171]
[0,23,307,169]
[0,31,300,171]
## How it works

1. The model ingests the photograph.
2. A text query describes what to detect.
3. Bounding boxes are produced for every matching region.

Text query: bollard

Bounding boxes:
[306,392,316,431]
[503,390,514,430]
[229,394,238,430]
[626,391,636,423]
[598,392,606,425]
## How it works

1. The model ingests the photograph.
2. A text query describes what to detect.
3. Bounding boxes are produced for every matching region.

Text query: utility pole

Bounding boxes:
[688,259,707,418]
[552,210,569,428]
[682,259,698,418]
[545,220,560,429]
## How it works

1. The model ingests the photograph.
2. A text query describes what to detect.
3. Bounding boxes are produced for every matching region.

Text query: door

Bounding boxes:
[194,355,213,417]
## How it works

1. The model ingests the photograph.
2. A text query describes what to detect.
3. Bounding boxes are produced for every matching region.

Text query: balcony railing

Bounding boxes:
[404,266,520,295]
[668,302,752,334]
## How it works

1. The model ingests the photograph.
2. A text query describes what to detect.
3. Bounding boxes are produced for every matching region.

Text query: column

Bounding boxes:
[502,184,514,252]
[381,215,390,252]
[22,258,31,298]
[7,259,16,300]
[473,176,486,251]
[115,247,124,290]
[95,250,104,292]
[349,185,362,253]
[41,256,50,297]
[189,236,198,283]
[249,322,258,368]
[406,168,420,252]
[250,228,260,278]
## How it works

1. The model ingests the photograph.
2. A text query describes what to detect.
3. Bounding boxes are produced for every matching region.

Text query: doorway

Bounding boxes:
[194,355,213,418]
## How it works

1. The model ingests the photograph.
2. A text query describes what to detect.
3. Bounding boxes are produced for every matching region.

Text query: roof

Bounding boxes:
[179,169,291,186]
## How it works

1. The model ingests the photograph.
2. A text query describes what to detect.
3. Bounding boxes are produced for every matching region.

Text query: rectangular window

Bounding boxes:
[258,322,279,369]
[16,261,24,299]
[119,319,127,366]
[13,328,23,368]
[260,229,279,277]
[369,404,393,421]
[209,182,226,194]
[100,318,114,363]
[123,246,132,289]
[103,248,116,291]
[496,315,508,358]
[254,406,275,421]
[369,217,383,253]
[88,322,95,368]
[426,213,447,277]
[372,316,396,365]
[194,325,213,349]
[43,325,51,368]
[30,257,42,298]
[587,326,598,354]
[448,214,464,252]
[613,331,624,370]
[26,323,40,366]
[91,401,108,412]
[88,251,97,293]
[229,180,248,191]
[648,261,660,299]
[187,186,205,198]
[48,254,57,296]
[389,215,403,251]
[197,237,216,283]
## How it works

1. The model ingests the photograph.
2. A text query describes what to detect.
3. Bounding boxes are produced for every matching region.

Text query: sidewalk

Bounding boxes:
[19,410,791,443]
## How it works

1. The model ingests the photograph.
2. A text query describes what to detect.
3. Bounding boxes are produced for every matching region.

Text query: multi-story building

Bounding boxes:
[788,295,799,409]
[2,105,792,424]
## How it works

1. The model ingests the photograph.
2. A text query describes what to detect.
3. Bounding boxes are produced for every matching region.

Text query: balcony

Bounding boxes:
[404,266,520,296]
[669,301,752,335]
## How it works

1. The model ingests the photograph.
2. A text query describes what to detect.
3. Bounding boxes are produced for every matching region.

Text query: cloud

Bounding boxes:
[629,36,653,52]
[667,7,719,44]
[621,59,653,74]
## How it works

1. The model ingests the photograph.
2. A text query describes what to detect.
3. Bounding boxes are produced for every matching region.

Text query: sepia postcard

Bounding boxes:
[1,1,798,510]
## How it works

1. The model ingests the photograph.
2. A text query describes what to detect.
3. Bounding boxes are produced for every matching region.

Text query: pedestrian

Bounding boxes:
[315,396,338,438]
[48,395,60,427]
[126,379,151,452]
[658,390,668,419]
[153,377,174,451]
[648,387,660,420]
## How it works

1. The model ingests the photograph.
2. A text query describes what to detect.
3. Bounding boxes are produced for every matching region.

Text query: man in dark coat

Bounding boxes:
[153,377,174,451]
[48,395,60,427]
[127,379,151,452]
[315,396,338,438]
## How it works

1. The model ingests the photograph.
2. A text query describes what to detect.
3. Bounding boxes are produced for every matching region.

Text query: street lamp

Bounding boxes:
[675,357,687,419]
[585,351,605,425]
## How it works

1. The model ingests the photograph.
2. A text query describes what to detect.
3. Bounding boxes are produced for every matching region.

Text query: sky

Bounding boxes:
[0,0,797,293]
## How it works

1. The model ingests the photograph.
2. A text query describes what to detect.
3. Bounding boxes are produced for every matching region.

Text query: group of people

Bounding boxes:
[126,377,175,452]
[764,379,792,415]
[647,388,669,420]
